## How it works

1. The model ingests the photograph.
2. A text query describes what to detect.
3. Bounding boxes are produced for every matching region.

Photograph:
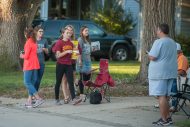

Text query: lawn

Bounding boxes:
[175,120,190,127]
[0,60,144,97]
[42,60,140,86]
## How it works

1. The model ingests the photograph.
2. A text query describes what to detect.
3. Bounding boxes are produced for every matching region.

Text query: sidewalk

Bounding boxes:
[0,96,188,127]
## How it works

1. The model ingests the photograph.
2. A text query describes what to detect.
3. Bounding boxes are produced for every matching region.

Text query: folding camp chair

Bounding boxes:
[83,59,115,102]
[174,69,190,118]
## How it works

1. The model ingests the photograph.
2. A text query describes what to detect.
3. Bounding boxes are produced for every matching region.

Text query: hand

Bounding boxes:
[73,50,79,54]
[78,60,82,66]
[92,47,96,52]
[66,50,72,54]
[42,48,48,54]
[20,54,24,59]
[42,48,46,52]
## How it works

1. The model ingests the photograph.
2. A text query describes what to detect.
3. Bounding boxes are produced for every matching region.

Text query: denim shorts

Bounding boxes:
[149,79,175,96]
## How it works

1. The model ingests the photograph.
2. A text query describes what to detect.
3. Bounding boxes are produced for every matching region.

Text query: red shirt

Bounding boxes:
[54,39,73,65]
[23,38,40,71]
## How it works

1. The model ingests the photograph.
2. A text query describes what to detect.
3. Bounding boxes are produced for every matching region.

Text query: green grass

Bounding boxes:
[175,120,190,127]
[0,60,140,96]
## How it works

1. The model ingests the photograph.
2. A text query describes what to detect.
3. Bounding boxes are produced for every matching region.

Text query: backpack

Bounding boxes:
[89,90,102,104]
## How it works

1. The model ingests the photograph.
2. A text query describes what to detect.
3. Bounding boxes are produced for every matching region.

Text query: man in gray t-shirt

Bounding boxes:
[148,24,177,126]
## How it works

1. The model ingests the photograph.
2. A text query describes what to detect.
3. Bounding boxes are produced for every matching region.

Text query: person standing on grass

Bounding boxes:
[34,25,49,92]
[20,27,44,108]
[53,26,82,105]
[61,25,82,104]
[148,23,177,126]
[76,26,92,102]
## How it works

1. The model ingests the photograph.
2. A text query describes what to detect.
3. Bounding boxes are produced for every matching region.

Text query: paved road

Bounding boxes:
[0,97,188,127]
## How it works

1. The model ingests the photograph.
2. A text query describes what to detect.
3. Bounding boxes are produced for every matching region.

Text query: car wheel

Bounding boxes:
[112,45,128,61]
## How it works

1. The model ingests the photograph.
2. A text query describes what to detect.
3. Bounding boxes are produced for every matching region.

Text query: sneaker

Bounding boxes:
[152,118,162,125]
[31,99,36,104]
[72,98,82,105]
[80,94,87,102]
[55,99,62,105]
[32,99,44,108]
[24,102,32,108]
[64,98,71,104]
[154,104,159,108]
[152,118,170,126]
[167,117,173,124]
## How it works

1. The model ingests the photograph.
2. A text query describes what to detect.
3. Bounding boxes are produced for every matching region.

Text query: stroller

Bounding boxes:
[82,59,115,102]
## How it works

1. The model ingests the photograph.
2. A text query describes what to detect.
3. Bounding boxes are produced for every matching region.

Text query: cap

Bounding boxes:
[176,43,181,51]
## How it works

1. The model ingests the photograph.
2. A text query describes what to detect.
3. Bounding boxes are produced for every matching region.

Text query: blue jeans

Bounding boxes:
[171,79,177,108]
[35,63,45,91]
[24,70,38,96]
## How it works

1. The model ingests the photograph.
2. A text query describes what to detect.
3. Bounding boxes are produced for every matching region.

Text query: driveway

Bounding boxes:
[0,97,188,127]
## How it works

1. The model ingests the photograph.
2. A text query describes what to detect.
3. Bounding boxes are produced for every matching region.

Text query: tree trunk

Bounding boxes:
[136,0,175,84]
[0,0,43,71]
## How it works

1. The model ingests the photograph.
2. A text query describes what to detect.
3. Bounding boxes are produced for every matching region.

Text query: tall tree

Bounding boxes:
[137,0,175,83]
[0,0,43,71]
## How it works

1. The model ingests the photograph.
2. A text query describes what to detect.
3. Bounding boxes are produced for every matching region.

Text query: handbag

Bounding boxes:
[89,90,102,104]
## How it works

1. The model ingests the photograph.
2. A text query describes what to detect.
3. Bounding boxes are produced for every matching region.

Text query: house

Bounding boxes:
[39,0,102,20]
[175,0,190,36]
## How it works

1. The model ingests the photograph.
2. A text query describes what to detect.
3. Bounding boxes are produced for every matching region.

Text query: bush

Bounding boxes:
[175,34,190,56]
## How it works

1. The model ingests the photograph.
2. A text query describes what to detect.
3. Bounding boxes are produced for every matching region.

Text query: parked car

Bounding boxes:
[40,19,136,61]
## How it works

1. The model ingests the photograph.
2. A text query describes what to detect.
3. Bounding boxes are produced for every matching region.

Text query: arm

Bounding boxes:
[43,48,48,54]
[178,69,186,76]
[43,39,49,54]
[148,40,160,61]
[148,55,157,61]
[78,55,82,66]
[78,38,83,50]
[56,50,72,58]
[20,41,32,60]
[178,56,188,76]
[77,43,82,64]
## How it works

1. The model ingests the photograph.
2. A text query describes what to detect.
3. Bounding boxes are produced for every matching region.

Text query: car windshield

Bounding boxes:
[43,21,62,37]
[85,24,105,36]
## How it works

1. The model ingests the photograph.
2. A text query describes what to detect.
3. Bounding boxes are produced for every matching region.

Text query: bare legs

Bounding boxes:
[158,96,170,121]
[61,75,70,101]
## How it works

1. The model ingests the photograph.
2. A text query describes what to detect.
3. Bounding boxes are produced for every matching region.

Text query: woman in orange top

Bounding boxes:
[20,27,44,108]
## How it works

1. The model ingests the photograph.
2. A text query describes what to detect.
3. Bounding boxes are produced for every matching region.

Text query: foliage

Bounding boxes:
[88,0,136,35]
[175,34,190,56]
